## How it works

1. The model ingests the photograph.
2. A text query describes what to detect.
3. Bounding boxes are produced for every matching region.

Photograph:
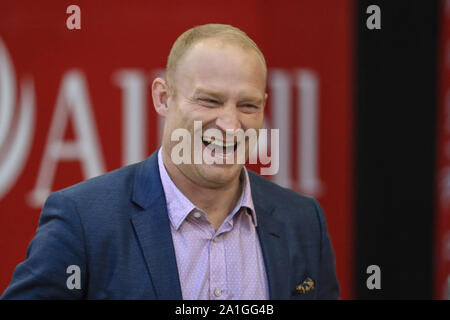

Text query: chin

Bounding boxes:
[197,163,243,187]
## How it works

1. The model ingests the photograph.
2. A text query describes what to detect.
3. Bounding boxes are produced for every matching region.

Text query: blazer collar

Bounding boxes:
[131,151,165,209]
[249,171,291,300]
[130,151,182,299]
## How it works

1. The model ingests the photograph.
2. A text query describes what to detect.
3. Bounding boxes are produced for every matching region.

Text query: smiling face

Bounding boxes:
[157,38,267,189]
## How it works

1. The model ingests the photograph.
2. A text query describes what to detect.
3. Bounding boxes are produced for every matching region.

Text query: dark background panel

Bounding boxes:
[355,0,438,299]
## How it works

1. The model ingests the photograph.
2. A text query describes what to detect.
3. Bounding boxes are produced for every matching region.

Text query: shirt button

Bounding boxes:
[193,211,201,218]
[212,237,219,243]
[214,288,222,297]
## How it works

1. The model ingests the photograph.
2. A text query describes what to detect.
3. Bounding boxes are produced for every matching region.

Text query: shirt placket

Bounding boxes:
[209,232,228,300]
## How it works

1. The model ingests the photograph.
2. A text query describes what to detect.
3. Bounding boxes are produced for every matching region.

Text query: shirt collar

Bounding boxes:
[157,147,257,230]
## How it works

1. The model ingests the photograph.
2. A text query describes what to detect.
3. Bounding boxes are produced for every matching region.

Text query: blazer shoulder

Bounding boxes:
[55,161,141,200]
[247,169,327,240]
[247,169,319,210]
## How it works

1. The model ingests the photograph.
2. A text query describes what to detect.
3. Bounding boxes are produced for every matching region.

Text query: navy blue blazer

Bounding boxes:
[1,151,339,299]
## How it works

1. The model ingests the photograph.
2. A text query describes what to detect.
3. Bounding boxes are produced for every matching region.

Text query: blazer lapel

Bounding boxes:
[130,151,182,300]
[250,172,291,300]
[255,203,291,300]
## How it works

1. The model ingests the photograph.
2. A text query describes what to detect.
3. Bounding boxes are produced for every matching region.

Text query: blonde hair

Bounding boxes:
[166,23,267,93]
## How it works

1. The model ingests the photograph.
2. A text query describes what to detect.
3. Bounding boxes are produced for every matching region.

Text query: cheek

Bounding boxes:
[166,104,195,128]
[184,108,221,129]
[178,102,211,122]
[241,113,264,130]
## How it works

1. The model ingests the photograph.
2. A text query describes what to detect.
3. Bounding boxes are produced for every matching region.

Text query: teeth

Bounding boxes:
[202,136,236,148]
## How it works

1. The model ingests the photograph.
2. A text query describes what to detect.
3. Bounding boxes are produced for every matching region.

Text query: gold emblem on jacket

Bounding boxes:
[296,277,315,294]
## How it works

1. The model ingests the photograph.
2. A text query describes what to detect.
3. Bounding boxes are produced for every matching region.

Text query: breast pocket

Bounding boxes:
[290,276,317,300]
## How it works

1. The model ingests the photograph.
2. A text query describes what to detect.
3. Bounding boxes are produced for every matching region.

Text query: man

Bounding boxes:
[1,24,339,299]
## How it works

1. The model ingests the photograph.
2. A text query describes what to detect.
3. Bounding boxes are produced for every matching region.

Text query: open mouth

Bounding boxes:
[202,136,238,155]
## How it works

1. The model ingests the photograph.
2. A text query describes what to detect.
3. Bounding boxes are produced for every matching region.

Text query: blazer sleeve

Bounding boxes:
[312,198,340,299]
[1,192,87,299]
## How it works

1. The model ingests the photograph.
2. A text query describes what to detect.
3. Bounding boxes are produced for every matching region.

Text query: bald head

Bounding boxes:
[166,23,267,94]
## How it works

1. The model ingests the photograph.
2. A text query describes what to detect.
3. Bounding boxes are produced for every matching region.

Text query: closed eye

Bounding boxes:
[239,104,260,112]
[198,98,220,105]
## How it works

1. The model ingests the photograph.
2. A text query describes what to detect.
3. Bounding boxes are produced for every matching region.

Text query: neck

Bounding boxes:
[161,148,243,230]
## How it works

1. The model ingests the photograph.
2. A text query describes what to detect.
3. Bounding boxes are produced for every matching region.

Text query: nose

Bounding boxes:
[215,105,241,133]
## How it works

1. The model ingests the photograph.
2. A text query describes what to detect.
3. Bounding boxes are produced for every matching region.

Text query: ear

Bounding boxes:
[152,77,170,117]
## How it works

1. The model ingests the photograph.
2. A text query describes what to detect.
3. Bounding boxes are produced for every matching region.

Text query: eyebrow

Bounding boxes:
[239,97,264,105]
[192,88,226,101]
[193,88,263,105]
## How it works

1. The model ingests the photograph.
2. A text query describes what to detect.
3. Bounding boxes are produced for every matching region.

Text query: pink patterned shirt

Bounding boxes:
[158,148,269,300]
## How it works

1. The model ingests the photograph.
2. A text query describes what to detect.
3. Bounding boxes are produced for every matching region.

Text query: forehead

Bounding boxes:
[173,39,267,97]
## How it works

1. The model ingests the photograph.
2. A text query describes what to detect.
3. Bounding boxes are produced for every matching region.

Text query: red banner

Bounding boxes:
[0,0,354,298]
[435,0,450,300]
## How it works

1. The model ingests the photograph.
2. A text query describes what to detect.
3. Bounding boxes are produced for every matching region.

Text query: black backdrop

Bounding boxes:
[355,0,438,299]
